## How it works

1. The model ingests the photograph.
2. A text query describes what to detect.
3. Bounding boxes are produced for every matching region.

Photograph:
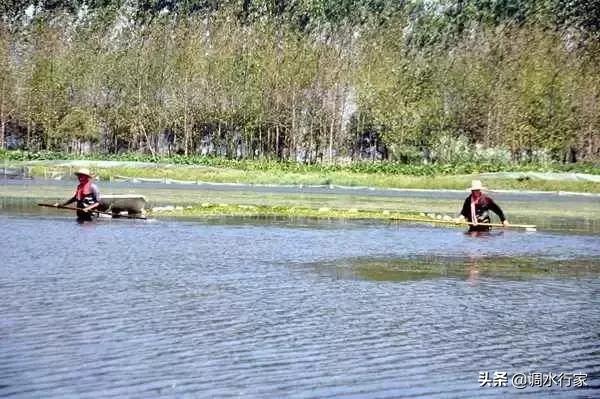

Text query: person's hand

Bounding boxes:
[83,206,92,213]
[503,220,509,227]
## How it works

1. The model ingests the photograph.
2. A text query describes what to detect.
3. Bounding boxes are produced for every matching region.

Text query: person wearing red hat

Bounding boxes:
[55,168,101,222]
[459,180,508,233]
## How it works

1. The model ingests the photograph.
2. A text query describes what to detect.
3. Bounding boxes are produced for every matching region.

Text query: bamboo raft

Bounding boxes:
[38,203,147,220]
[389,216,537,231]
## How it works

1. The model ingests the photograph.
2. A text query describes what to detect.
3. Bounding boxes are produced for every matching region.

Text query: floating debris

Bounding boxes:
[152,205,175,212]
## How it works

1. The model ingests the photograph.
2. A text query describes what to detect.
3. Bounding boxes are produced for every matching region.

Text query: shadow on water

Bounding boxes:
[308,255,600,282]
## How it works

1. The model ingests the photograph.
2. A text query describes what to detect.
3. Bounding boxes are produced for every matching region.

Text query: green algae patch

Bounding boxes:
[2,178,599,233]
[149,203,419,221]
[311,256,600,282]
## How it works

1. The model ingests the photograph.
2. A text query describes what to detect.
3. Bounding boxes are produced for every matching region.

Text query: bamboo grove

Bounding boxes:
[0,1,599,164]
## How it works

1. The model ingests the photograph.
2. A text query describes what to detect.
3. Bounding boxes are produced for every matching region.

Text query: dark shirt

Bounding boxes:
[64,183,100,222]
[460,193,506,224]
[64,183,100,208]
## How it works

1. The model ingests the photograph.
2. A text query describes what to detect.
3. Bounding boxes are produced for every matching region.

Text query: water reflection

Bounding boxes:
[466,256,481,286]
[310,255,600,283]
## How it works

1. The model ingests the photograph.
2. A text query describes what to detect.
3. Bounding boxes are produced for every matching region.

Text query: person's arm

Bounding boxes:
[487,197,508,226]
[83,184,101,212]
[459,197,471,221]
[55,195,76,207]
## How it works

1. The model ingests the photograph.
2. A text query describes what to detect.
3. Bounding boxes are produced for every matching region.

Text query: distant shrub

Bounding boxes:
[0,149,597,175]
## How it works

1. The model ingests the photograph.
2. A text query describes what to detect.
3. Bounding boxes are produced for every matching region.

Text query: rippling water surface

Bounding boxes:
[1,214,599,398]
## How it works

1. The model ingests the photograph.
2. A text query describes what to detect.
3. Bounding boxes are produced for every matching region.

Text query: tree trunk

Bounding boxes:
[588,126,595,161]
[329,111,336,163]
[267,127,271,159]
[26,99,31,150]
[291,93,296,162]
[183,100,188,156]
[275,124,280,160]
[218,122,222,157]
[0,100,5,150]
[258,126,262,158]
[0,118,5,150]
[0,81,5,149]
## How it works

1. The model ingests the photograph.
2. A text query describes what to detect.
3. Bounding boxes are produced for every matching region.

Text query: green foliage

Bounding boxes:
[1,1,599,164]
[56,107,100,142]
[1,149,598,175]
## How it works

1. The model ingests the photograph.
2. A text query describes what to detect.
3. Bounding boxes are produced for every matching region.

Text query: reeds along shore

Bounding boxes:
[0,2,599,165]
[12,160,600,194]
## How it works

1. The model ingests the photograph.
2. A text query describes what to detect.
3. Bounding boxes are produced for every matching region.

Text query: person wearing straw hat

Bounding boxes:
[54,168,101,222]
[459,180,508,232]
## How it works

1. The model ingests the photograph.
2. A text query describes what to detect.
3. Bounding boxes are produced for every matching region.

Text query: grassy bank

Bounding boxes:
[2,150,599,192]
[19,163,600,193]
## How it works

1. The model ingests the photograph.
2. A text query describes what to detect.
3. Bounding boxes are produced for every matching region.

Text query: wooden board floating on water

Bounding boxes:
[389,216,537,231]
[98,194,146,215]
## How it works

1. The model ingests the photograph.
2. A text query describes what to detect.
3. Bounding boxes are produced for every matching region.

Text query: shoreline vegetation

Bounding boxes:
[1,2,599,170]
[2,151,599,227]
[5,176,599,229]
[3,179,599,234]
[2,151,599,194]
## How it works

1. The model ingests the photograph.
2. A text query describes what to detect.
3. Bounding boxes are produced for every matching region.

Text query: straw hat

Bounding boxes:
[469,180,485,191]
[75,168,93,178]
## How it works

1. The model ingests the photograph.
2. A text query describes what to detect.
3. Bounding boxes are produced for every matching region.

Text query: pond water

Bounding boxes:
[2,178,600,234]
[1,211,599,398]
